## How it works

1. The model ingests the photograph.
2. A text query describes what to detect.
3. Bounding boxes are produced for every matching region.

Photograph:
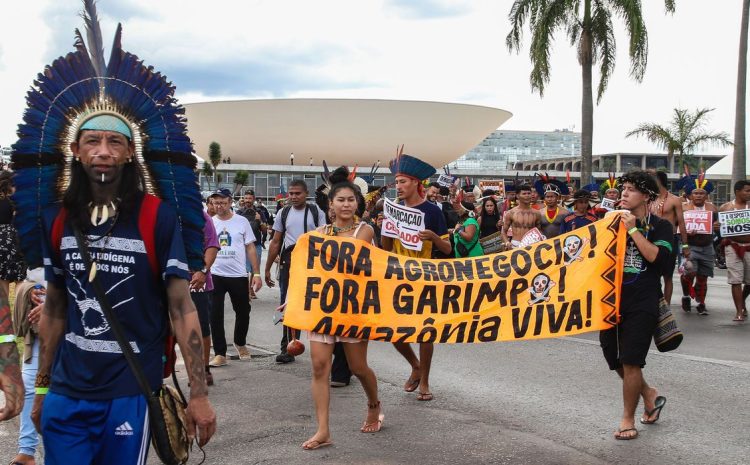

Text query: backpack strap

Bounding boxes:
[51,207,68,258]
[138,194,161,277]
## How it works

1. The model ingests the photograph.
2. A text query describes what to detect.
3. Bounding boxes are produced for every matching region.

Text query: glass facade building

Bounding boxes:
[453,129,581,170]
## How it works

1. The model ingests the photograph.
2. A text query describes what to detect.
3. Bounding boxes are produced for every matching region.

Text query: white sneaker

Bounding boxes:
[209,355,228,367]
[234,344,252,360]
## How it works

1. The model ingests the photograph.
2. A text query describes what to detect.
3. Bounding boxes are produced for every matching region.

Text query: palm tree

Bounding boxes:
[626,108,732,173]
[506,0,675,183]
[733,0,749,187]
[233,170,249,196]
[209,142,222,171]
[201,161,214,191]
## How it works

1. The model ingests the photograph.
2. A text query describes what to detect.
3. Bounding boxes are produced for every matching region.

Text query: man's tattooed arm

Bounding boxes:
[0,286,23,420]
[166,278,208,398]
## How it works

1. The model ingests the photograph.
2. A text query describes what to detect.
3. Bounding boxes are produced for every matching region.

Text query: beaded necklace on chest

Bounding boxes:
[545,207,560,223]
[328,221,358,236]
[84,213,119,282]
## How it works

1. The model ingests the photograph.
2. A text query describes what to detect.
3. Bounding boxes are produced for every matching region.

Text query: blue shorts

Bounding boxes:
[42,392,151,465]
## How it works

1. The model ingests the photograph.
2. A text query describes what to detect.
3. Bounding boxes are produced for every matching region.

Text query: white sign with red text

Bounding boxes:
[382,198,426,251]
[684,210,713,235]
[519,228,546,247]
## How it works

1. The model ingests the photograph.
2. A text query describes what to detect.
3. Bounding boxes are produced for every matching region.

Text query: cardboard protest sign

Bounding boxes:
[437,174,457,188]
[600,198,616,211]
[479,231,504,254]
[719,209,750,237]
[479,180,505,198]
[519,228,545,247]
[381,198,426,251]
[285,216,625,343]
[683,210,713,235]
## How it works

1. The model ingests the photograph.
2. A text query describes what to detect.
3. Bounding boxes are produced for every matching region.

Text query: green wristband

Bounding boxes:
[35,387,49,395]
[0,335,16,343]
[627,227,638,236]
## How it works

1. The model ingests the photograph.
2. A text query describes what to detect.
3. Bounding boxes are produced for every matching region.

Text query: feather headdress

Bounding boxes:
[11,0,204,270]
[677,166,714,195]
[599,172,619,197]
[388,145,436,181]
[533,172,569,197]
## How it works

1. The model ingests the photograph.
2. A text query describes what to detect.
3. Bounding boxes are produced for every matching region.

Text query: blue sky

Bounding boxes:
[0,0,745,158]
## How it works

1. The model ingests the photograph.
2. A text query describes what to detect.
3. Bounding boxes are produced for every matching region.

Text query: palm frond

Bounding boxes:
[591,1,616,102]
[506,0,537,53]
[608,0,648,81]
[529,0,571,95]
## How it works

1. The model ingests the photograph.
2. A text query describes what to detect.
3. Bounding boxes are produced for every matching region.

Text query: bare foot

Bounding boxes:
[302,431,332,450]
[614,419,638,440]
[10,454,35,465]
[404,369,420,392]
[361,401,383,433]
[641,387,658,422]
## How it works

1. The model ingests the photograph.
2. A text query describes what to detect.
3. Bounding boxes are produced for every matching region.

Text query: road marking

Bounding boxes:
[563,336,750,371]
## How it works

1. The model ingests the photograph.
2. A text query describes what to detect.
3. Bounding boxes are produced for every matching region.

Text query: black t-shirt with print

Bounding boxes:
[620,214,673,315]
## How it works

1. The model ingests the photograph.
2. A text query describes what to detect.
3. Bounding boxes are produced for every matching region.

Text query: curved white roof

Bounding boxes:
[184,98,512,167]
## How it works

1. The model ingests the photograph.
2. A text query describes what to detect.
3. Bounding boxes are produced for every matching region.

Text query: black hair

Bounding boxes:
[288,179,308,192]
[654,170,668,189]
[438,186,450,197]
[480,196,499,219]
[619,170,659,201]
[734,179,750,192]
[518,184,532,193]
[63,157,146,231]
[427,182,440,189]
[244,190,255,196]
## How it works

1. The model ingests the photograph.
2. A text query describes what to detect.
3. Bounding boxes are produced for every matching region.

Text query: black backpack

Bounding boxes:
[278,203,321,266]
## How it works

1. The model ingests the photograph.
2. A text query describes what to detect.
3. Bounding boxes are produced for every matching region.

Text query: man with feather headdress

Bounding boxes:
[677,171,718,315]
[10,2,215,462]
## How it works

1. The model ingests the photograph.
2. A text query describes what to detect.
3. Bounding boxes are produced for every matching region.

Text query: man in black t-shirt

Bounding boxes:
[600,171,672,441]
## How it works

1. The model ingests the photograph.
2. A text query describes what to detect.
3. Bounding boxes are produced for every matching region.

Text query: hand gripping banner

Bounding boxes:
[285,216,626,343]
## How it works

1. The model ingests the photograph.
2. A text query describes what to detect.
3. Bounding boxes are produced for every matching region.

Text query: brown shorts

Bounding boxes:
[726,245,750,285]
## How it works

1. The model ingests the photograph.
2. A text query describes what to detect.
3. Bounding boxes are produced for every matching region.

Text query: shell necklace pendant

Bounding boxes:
[89,201,117,226]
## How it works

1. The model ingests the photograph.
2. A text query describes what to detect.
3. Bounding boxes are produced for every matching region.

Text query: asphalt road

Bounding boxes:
[1,267,748,465]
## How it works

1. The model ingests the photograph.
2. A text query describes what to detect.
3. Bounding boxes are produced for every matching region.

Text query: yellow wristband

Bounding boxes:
[627,227,638,236]
[0,335,15,343]
[35,387,49,395]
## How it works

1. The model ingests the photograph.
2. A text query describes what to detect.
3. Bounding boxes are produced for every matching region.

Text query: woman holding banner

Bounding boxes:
[300,178,383,450]
[454,201,484,257]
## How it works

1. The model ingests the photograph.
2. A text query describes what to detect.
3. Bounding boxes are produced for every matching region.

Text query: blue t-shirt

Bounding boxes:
[42,196,190,400]
[560,212,598,234]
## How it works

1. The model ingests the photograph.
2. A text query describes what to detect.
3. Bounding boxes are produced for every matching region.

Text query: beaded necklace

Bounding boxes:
[545,207,560,223]
[328,221,358,236]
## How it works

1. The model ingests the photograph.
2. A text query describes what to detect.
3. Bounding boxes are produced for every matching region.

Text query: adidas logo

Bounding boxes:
[115,421,134,436]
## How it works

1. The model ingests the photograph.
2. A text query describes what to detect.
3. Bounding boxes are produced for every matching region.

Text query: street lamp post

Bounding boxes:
[290,153,294,166]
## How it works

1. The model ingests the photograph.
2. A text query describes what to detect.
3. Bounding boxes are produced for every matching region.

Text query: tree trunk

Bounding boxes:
[580,0,594,185]
[733,0,750,187]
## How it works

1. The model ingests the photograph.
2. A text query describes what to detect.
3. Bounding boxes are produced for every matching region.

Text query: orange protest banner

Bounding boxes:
[285,216,626,343]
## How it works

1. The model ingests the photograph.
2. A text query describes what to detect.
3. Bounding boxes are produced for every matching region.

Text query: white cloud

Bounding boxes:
[0,0,744,159]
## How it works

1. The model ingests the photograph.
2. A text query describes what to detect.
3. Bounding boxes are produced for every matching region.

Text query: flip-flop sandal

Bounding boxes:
[302,440,333,450]
[417,392,433,401]
[733,315,745,322]
[640,396,666,424]
[614,428,638,440]
[361,413,385,433]
[404,377,420,392]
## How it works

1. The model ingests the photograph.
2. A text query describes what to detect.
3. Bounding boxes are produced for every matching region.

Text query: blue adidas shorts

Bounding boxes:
[42,392,150,465]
